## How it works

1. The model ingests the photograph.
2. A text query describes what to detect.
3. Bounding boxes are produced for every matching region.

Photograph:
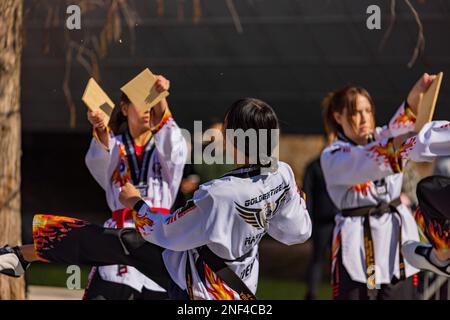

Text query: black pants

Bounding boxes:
[83,269,168,300]
[34,216,187,299]
[416,176,450,250]
[333,250,419,300]
[305,222,334,300]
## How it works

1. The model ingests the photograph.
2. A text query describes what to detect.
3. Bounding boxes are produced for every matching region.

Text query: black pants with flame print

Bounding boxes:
[32,214,186,298]
[415,208,450,251]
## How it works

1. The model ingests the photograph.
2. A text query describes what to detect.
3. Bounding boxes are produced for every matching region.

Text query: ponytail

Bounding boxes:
[108,93,130,135]
[321,91,337,137]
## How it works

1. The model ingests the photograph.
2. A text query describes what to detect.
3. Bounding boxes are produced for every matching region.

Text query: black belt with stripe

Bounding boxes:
[342,198,406,295]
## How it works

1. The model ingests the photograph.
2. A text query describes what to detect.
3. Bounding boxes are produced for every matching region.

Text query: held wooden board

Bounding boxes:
[81,78,115,120]
[414,72,443,133]
[120,68,169,112]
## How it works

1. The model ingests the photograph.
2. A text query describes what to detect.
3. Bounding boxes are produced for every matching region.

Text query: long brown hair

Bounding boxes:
[321,86,376,137]
[108,93,130,135]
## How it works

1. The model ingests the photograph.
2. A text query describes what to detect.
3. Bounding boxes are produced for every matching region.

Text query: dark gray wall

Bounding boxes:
[21,0,450,134]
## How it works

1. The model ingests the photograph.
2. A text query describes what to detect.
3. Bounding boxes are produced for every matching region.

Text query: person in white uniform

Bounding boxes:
[0,98,312,300]
[82,73,187,300]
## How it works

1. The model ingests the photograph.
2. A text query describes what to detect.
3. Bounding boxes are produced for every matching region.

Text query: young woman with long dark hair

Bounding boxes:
[0,98,312,300]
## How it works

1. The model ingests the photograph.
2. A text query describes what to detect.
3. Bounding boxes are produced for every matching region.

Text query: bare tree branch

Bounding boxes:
[379,0,396,52]
[404,0,425,68]
[226,0,243,34]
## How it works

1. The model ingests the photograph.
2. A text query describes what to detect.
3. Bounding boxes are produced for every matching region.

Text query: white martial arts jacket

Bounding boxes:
[321,102,450,285]
[133,162,312,300]
[85,110,187,292]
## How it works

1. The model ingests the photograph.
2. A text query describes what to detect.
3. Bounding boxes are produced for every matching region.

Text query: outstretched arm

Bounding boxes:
[149,75,188,207]
[377,73,437,139]
[120,183,214,251]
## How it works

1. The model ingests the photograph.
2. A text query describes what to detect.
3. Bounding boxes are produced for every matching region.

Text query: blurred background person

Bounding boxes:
[303,133,339,300]
[172,140,201,211]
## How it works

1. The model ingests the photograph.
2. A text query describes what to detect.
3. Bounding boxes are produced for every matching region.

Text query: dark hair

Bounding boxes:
[321,86,376,137]
[224,98,279,166]
[108,93,130,135]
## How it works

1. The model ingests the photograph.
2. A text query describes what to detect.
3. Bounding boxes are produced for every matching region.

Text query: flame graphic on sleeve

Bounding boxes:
[415,209,449,250]
[368,140,403,173]
[112,144,132,187]
[204,263,237,300]
[352,181,374,196]
[32,214,89,258]
[392,106,416,128]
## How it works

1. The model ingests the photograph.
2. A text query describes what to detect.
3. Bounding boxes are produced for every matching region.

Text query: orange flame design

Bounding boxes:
[415,208,449,250]
[369,140,402,173]
[33,214,89,257]
[112,144,132,187]
[392,107,416,128]
[151,110,173,134]
[133,211,154,235]
[352,181,374,196]
[204,263,236,300]
[398,137,417,159]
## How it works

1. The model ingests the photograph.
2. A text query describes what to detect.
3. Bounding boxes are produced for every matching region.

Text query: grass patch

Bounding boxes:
[26,263,332,300]
[257,278,331,300]
[26,262,91,288]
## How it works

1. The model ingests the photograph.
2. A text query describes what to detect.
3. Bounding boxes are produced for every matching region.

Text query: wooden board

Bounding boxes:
[81,78,115,122]
[120,68,169,112]
[414,72,443,133]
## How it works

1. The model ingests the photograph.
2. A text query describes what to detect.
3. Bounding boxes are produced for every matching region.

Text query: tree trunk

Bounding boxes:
[0,0,25,300]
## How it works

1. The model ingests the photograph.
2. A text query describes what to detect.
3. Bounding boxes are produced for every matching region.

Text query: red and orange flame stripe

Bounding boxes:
[415,208,450,250]
[32,214,90,259]
[150,109,173,134]
[368,139,403,173]
[204,263,237,300]
[112,144,132,187]
[392,105,416,128]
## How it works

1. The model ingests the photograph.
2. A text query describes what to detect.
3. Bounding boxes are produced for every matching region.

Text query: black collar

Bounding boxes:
[336,130,374,146]
[220,165,262,179]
